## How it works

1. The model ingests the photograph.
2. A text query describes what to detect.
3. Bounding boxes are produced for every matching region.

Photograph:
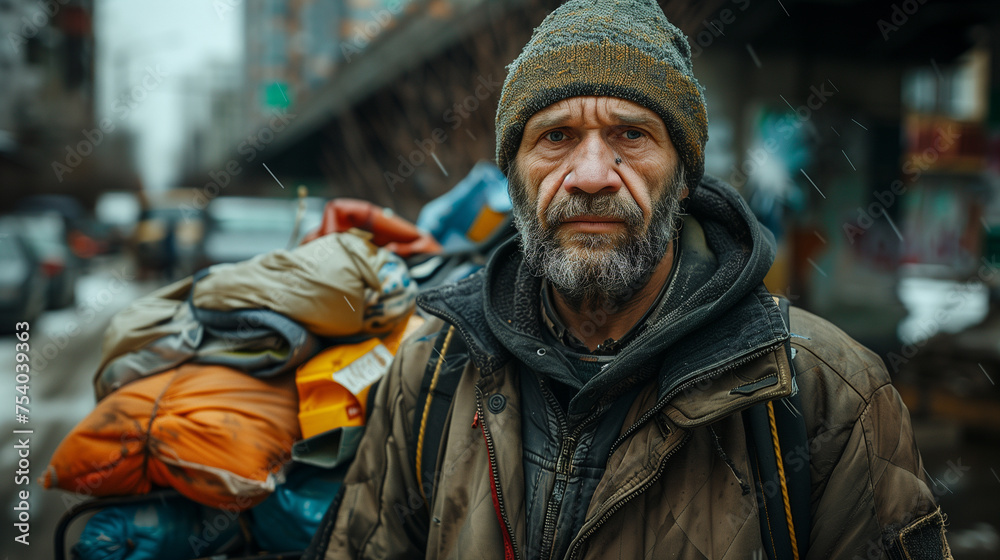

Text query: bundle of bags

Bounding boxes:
[43,230,420,558]
[45,165,514,559]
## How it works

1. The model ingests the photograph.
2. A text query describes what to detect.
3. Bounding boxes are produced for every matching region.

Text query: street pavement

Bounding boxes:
[0,256,163,559]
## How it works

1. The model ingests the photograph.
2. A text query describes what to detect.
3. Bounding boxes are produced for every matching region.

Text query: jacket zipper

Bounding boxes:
[608,340,786,458]
[476,387,520,560]
[536,377,608,560]
[566,431,692,560]
[537,379,572,560]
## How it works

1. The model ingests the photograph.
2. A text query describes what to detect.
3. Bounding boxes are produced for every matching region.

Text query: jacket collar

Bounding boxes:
[417,175,790,415]
[662,337,794,428]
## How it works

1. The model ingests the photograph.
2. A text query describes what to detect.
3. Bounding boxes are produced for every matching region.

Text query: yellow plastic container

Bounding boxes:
[295,314,424,438]
[467,205,507,243]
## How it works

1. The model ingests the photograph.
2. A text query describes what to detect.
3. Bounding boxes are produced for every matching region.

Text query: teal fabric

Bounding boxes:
[249,464,347,553]
[73,497,241,560]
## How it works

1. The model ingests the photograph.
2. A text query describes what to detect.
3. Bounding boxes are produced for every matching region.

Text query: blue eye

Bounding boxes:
[625,130,643,140]
[546,130,566,142]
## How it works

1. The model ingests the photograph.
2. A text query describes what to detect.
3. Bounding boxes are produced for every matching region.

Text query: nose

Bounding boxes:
[561,133,624,195]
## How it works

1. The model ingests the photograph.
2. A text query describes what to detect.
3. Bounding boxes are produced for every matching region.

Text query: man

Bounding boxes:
[311,0,951,558]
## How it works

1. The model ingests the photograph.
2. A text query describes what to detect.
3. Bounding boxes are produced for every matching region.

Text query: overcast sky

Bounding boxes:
[95,0,243,191]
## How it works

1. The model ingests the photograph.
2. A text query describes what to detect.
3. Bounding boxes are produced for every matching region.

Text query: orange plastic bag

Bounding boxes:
[42,364,300,510]
[300,198,442,257]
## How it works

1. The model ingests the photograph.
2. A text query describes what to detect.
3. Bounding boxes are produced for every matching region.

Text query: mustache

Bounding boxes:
[545,193,645,230]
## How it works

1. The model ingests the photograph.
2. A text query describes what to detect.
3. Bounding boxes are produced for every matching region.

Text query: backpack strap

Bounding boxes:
[775,298,811,557]
[305,325,468,560]
[302,378,381,560]
[410,324,469,507]
[742,297,811,560]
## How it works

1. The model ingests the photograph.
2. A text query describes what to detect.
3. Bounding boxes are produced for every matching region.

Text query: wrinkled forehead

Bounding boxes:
[523,96,667,133]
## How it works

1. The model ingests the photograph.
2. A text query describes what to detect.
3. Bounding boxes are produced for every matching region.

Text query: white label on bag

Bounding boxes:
[332,343,394,395]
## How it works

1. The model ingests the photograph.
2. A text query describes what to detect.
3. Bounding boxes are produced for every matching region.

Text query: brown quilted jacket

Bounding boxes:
[316,176,951,560]
[318,303,951,559]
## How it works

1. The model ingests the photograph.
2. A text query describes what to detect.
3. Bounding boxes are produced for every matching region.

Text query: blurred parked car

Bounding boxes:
[133,206,206,280]
[0,231,48,331]
[95,191,142,254]
[202,197,325,265]
[0,213,82,309]
[16,194,109,259]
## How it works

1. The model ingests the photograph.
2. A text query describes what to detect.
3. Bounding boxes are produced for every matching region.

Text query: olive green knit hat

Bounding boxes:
[495,0,708,192]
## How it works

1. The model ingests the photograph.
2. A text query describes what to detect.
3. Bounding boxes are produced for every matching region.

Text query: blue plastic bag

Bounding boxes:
[248,464,347,552]
[72,496,241,560]
[416,161,511,251]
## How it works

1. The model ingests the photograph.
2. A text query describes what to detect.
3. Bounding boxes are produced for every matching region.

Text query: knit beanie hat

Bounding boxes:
[495,0,708,192]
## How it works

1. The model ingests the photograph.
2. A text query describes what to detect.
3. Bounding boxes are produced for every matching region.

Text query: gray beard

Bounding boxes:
[509,164,686,313]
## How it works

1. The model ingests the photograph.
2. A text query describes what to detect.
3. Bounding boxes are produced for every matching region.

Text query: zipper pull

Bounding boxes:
[472,410,480,429]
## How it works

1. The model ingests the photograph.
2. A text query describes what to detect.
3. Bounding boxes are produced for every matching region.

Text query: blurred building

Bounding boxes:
[0,0,92,132]
[0,0,124,209]
[199,0,548,206]
[178,59,244,175]
[180,0,356,175]
[244,0,348,124]
[242,0,418,123]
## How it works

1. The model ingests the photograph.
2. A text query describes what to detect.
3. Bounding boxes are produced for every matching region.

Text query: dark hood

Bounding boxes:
[417,174,789,415]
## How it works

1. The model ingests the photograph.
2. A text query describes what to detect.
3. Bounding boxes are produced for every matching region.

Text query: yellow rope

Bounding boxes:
[766,401,800,560]
[416,326,454,504]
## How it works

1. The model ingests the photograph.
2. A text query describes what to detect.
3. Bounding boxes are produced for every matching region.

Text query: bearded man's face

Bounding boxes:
[509,96,688,311]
